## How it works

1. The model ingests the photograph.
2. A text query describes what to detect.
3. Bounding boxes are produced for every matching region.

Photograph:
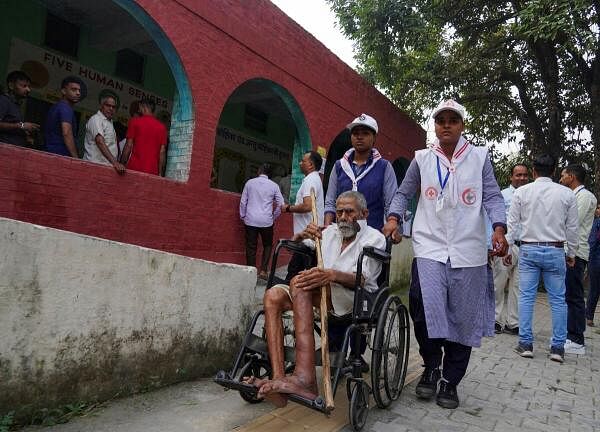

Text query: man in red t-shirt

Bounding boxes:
[121,98,167,175]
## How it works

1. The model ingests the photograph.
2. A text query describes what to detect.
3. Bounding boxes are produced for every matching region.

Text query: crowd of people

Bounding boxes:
[0,70,168,176]
[239,99,600,411]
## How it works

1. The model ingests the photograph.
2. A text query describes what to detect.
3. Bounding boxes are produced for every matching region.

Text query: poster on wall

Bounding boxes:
[213,126,292,193]
[6,38,173,124]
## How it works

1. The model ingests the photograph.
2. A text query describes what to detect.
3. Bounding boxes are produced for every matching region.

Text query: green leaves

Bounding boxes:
[327,0,599,193]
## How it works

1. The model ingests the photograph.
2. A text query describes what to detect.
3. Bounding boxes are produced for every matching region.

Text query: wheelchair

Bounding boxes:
[215,236,410,431]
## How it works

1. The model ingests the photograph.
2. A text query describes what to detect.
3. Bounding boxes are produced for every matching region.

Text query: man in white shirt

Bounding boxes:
[247,191,385,407]
[83,95,125,174]
[559,164,598,355]
[508,154,578,363]
[493,164,529,335]
[283,151,324,280]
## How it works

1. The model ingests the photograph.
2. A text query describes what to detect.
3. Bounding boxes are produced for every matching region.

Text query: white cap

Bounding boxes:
[346,113,378,134]
[431,99,465,120]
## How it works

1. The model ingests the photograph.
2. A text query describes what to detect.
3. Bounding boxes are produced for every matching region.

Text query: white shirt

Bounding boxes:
[293,171,324,234]
[321,220,386,315]
[83,111,117,164]
[507,177,578,257]
[573,185,597,260]
[501,185,522,241]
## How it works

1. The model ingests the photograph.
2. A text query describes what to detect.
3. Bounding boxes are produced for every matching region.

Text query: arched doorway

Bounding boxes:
[212,78,311,200]
[0,0,193,180]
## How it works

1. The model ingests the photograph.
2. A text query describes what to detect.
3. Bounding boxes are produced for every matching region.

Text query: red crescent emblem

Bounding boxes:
[461,188,477,205]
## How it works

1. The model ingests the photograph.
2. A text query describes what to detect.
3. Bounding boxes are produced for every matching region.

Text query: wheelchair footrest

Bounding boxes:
[287,394,331,414]
[214,371,258,395]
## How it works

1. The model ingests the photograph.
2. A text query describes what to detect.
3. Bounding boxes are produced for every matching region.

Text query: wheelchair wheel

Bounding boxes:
[371,296,410,407]
[349,381,369,431]
[384,302,410,401]
[239,359,272,404]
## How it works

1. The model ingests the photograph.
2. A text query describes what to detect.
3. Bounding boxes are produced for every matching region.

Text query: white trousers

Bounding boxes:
[493,245,520,329]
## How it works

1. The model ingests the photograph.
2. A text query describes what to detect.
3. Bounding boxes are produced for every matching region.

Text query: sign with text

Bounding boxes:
[7,38,173,122]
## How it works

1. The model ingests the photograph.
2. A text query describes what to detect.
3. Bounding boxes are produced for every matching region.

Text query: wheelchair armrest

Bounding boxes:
[276,239,315,257]
[361,246,391,264]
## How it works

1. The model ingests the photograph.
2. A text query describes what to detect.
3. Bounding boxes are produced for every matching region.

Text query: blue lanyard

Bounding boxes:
[436,157,450,194]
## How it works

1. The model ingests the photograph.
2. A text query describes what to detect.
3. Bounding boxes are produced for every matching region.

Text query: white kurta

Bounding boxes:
[321,220,387,315]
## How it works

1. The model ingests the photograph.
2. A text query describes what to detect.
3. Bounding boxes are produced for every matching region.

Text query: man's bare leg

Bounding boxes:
[247,286,293,407]
[259,280,320,400]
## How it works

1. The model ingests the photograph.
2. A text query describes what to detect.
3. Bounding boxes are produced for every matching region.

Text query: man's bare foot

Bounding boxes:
[242,376,267,390]
[253,379,288,407]
[259,375,318,401]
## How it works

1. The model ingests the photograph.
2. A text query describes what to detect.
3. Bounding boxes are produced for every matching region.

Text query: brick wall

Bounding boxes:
[0,0,425,263]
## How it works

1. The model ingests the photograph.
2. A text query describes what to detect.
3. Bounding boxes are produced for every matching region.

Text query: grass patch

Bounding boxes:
[390,275,410,306]
[1,412,14,432]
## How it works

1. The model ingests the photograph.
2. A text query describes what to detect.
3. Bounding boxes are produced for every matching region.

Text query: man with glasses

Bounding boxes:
[83,94,125,174]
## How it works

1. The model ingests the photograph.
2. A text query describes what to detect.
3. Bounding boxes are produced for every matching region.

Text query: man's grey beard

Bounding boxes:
[338,220,361,238]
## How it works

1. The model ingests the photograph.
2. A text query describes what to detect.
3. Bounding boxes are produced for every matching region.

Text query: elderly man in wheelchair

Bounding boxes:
[216,190,409,430]
[247,190,386,407]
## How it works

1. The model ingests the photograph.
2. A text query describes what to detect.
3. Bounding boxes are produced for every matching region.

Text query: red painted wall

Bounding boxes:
[0,0,425,264]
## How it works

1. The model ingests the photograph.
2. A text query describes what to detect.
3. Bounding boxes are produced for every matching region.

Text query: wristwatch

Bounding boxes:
[19,122,24,130]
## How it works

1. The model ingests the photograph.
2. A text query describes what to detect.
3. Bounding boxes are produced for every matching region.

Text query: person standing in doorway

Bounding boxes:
[121,98,167,175]
[240,163,285,280]
[44,76,84,157]
[324,114,397,230]
[83,94,125,174]
[493,163,529,335]
[559,164,597,355]
[0,71,39,147]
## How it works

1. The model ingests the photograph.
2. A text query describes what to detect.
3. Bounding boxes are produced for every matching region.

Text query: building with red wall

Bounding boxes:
[0,0,425,264]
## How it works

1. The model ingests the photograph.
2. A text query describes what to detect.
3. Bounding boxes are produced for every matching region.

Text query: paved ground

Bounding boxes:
[353,294,600,432]
[24,293,599,432]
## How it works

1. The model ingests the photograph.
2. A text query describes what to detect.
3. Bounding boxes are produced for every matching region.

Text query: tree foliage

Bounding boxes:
[328,0,600,194]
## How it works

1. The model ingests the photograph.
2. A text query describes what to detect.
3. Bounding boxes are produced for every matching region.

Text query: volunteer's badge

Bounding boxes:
[425,186,438,200]
[461,188,477,205]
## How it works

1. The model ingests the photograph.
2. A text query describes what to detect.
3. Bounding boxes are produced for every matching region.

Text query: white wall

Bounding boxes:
[0,217,257,418]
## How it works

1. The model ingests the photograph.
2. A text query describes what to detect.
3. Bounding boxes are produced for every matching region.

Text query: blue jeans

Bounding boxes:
[518,245,567,349]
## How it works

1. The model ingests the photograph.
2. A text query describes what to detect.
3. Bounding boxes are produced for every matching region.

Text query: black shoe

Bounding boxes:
[515,342,533,358]
[504,326,519,335]
[436,380,459,409]
[415,367,441,399]
[494,322,503,334]
[549,346,565,363]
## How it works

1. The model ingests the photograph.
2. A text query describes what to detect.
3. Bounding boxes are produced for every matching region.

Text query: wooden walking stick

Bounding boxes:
[310,187,335,411]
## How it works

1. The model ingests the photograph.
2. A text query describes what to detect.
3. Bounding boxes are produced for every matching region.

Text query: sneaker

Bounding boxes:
[504,326,519,335]
[494,322,503,334]
[564,339,585,355]
[549,346,564,363]
[515,342,533,358]
[436,380,459,409]
[415,367,441,399]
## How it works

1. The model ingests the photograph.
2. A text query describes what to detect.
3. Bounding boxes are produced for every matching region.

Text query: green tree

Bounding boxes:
[328,0,599,194]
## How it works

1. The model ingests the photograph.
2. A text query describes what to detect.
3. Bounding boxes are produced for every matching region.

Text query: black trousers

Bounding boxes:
[566,256,587,345]
[244,225,273,272]
[409,259,472,386]
[285,252,315,283]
